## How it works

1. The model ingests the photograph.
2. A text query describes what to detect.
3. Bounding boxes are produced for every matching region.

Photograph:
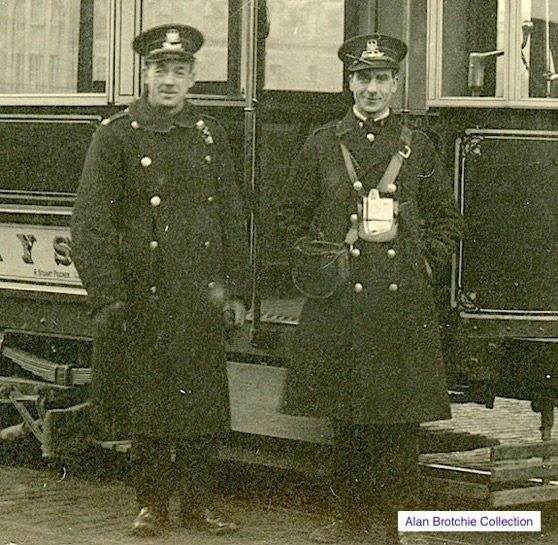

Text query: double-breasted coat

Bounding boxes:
[281,110,462,425]
[71,96,250,438]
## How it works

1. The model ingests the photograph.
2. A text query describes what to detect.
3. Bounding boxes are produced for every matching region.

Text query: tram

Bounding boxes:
[1,0,558,501]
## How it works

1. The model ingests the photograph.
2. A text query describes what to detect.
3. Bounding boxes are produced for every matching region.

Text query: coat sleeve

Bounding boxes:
[277,134,322,249]
[71,125,127,314]
[415,132,464,277]
[212,123,251,307]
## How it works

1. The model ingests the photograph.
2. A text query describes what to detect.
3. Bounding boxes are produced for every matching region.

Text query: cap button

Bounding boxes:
[354,283,363,293]
[387,248,396,258]
[205,155,212,164]
[366,133,375,142]
[131,121,140,129]
[150,195,161,207]
[353,180,363,191]
[389,283,398,292]
[351,248,361,257]
[386,183,397,193]
[141,156,152,167]
[350,213,358,223]
[150,240,159,250]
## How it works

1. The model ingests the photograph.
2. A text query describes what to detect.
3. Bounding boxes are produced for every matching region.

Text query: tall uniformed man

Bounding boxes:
[280,34,463,545]
[71,24,250,537]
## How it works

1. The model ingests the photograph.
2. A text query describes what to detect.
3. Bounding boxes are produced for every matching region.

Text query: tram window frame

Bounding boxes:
[137,0,244,100]
[428,0,558,109]
[0,0,113,106]
[258,0,356,113]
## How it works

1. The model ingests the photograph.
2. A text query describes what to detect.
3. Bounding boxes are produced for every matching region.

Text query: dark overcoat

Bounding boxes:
[71,96,250,438]
[282,110,462,425]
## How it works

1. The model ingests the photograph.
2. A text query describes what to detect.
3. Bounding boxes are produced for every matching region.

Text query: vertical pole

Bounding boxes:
[400,0,412,124]
[244,0,262,341]
[540,397,554,485]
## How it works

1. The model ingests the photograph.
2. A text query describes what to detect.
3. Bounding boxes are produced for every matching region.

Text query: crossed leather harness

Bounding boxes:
[340,124,412,246]
[291,125,412,299]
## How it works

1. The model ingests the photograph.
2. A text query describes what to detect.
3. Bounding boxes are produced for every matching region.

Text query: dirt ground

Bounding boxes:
[2,397,558,545]
[1,450,557,545]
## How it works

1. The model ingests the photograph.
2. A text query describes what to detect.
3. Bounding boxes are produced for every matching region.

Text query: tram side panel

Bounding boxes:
[446,129,558,405]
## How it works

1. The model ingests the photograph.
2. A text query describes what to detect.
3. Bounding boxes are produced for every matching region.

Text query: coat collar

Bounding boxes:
[128,95,202,132]
[335,107,396,137]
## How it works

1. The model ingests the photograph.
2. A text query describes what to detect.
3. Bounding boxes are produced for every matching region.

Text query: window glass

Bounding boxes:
[519,0,558,98]
[0,0,109,95]
[264,0,345,92]
[141,0,229,82]
[440,0,506,98]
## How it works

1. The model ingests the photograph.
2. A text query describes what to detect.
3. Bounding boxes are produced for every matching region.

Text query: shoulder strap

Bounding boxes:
[339,124,412,193]
[376,124,412,192]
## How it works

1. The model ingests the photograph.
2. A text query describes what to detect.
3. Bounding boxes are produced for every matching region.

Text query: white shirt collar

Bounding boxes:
[352,106,390,124]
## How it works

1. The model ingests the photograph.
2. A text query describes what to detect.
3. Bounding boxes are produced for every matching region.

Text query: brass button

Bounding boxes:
[354,283,363,293]
[387,249,396,258]
[150,195,161,207]
[366,133,375,142]
[141,156,152,167]
[389,283,398,292]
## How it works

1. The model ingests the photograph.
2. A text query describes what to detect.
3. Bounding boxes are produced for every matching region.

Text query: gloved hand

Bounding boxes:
[223,299,246,330]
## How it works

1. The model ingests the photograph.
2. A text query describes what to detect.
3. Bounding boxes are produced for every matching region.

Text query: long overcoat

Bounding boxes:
[71,96,250,438]
[281,110,462,425]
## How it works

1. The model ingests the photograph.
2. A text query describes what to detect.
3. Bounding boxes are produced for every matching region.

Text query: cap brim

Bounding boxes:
[348,59,400,71]
[145,50,195,63]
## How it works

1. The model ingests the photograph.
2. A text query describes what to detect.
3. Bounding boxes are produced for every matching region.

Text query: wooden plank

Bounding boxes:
[423,476,490,500]
[491,460,558,483]
[491,484,558,507]
[492,440,558,461]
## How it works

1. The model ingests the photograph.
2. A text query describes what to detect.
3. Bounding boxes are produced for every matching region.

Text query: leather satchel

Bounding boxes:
[291,237,349,299]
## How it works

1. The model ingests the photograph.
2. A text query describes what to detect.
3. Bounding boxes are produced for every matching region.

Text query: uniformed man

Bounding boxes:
[71,24,250,537]
[280,34,463,545]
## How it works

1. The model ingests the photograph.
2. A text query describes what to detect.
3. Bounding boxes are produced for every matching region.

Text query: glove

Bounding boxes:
[223,299,246,330]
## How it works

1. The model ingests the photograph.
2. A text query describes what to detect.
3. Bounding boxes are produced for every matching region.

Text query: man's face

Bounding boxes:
[144,60,195,113]
[349,68,398,119]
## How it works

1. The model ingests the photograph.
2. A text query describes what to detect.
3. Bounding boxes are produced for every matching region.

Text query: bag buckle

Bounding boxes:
[398,145,411,159]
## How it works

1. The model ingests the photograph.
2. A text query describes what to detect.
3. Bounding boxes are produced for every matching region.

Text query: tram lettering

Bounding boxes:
[54,236,72,266]
[16,234,37,264]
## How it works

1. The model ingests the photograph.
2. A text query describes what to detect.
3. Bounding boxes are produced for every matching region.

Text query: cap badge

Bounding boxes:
[361,39,385,60]
[162,29,182,50]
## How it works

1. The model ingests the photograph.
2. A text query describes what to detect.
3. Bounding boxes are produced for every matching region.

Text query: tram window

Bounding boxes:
[0,0,109,96]
[439,0,506,98]
[519,0,558,99]
[141,0,237,94]
[264,0,344,92]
